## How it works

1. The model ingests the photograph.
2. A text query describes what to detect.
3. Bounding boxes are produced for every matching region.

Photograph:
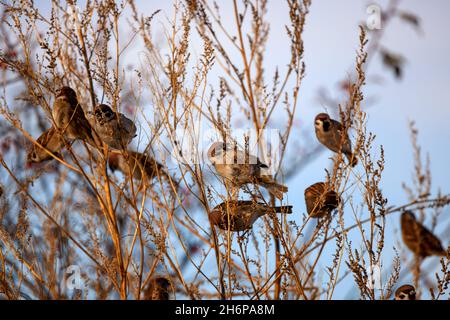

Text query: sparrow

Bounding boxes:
[207,142,288,200]
[394,284,416,300]
[26,127,66,163]
[108,150,174,185]
[401,211,447,258]
[398,12,422,35]
[314,113,358,167]
[304,182,340,218]
[87,104,136,150]
[144,277,171,300]
[380,49,405,79]
[209,200,293,232]
[52,86,96,145]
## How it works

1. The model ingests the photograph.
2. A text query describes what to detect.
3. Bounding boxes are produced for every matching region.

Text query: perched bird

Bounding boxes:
[304,182,340,218]
[209,200,293,232]
[26,127,66,163]
[52,86,96,145]
[314,113,358,167]
[108,150,174,185]
[401,211,447,258]
[144,277,171,300]
[87,104,136,150]
[398,12,422,35]
[207,142,288,200]
[394,284,416,300]
[380,49,405,79]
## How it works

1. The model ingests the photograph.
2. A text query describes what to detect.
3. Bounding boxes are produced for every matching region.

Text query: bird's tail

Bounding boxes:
[259,176,288,200]
[273,205,293,214]
[346,152,358,167]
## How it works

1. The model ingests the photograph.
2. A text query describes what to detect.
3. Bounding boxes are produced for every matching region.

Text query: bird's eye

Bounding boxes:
[399,293,406,299]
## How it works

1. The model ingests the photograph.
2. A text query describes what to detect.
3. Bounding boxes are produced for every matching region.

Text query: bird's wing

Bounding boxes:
[38,127,64,149]
[226,149,259,166]
[419,225,445,255]
[332,119,353,153]
[28,127,65,162]
[73,103,96,142]
[120,114,137,137]
[332,119,345,132]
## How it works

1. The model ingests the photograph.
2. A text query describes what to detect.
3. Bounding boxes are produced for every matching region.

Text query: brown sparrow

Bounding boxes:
[304,182,340,218]
[394,284,416,300]
[26,127,66,163]
[52,87,96,145]
[144,277,171,300]
[209,200,293,232]
[380,49,405,79]
[401,211,447,258]
[314,113,358,167]
[87,104,136,150]
[108,150,173,185]
[207,142,288,200]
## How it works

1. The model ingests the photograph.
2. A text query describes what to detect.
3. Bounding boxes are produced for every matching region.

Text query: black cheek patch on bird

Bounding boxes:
[103,109,112,116]
[322,120,330,131]
[104,111,114,121]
